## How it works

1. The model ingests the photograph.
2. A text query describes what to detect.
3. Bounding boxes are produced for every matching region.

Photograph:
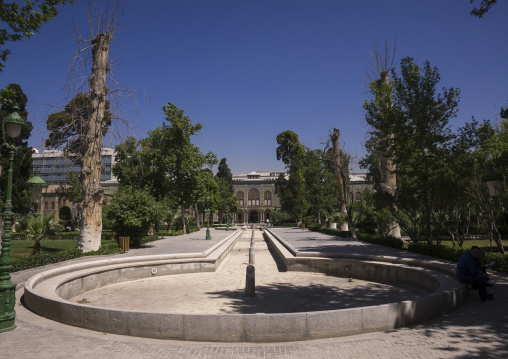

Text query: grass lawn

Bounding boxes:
[9,238,117,258]
[406,238,505,253]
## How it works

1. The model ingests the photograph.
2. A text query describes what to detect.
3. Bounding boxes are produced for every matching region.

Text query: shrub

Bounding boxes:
[319,227,352,238]
[107,186,167,243]
[55,232,80,240]
[357,232,404,249]
[11,248,84,272]
[307,222,324,232]
[11,243,122,272]
[101,232,116,241]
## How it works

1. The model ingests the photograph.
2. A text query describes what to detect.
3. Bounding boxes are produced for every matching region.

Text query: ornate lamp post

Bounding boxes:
[1,105,28,332]
[205,196,211,240]
[27,171,48,217]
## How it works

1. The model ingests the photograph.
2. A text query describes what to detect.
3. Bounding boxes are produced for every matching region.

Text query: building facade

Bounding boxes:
[232,170,373,224]
[232,171,283,224]
[32,148,118,220]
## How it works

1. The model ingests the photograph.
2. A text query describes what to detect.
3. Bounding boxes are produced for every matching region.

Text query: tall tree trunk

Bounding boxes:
[181,204,186,234]
[194,203,201,228]
[330,128,348,231]
[377,71,401,238]
[78,33,111,252]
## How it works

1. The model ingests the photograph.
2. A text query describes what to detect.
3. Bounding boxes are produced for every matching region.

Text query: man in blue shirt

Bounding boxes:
[456,246,493,302]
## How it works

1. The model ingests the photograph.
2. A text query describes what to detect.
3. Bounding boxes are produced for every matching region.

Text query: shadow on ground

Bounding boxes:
[205,281,424,314]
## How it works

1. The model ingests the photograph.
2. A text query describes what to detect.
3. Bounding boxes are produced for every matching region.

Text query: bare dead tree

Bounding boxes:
[365,40,401,238]
[67,0,124,251]
[319,128,356,237]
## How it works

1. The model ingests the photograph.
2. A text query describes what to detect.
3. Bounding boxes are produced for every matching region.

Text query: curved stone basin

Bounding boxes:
[23,228,468,342]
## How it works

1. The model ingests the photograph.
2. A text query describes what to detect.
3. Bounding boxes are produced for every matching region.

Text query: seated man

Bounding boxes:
[456,246,493,302]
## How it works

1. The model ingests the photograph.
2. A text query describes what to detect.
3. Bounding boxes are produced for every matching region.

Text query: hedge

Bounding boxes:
[357,232,404,249]
[11,231,117,241]
[11,243,122,272]
[407,243,508,273]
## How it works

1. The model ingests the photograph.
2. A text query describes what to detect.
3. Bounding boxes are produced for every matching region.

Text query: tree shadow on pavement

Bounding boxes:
[206,281,424,314]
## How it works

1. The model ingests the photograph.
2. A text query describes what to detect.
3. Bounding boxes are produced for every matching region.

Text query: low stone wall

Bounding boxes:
[22,227,468,342]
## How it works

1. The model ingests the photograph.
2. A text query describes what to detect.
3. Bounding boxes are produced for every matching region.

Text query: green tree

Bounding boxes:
[440,118,506,254]
[0,84,33,222]
[106,186,167,244]
[0,0,73,71]
[46,93,112,156]
[217,158,233,190]
[276,130,307,222]
[112,136,148,190]
[215,158,235,223]
[302,149,337,224]
[145,102,217,234]
[215,177,238,224]
[363,57,460,244]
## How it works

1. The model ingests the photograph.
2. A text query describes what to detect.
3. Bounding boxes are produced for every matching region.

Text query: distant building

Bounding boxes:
[349,173,374,202]
[31,148,118,220]
[232,171,283,224]
[232,170,373,223]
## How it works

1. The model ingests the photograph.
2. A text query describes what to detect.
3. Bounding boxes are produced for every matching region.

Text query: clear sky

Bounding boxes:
[2,0,507,174]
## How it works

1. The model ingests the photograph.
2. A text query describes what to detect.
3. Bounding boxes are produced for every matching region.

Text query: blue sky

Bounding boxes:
[2,0,507,174]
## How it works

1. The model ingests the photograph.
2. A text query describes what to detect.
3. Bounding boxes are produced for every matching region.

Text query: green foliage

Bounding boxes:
[276,130,305,166]
[112,136,147,190]
[26,213,57,255]
[271,209,292,224]
[276,131,307,221]
[357,232,404,249]
[302,149,338,223]
[10,242,122,272]
[113,103,217,234]
[217,157,233,191]
[11,248,83,272]
[470,0,498,18]
[0,1,73,71]
[55,171,82,204]
[363,57,461,245]
[107,186,167,242]
[0,84,33,215]
[45,93,112,155]
[318,227,352,238]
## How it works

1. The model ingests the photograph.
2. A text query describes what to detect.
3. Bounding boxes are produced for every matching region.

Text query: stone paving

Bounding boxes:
[1,227,507,358]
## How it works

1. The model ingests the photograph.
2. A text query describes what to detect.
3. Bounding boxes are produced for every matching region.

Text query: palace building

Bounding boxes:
[232,171,283,224]
[232,170,373,224]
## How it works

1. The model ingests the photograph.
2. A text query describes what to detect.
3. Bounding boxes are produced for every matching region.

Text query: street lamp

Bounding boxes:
[205,196,211,240]
[1,105,28,332]
[27,171,48,217]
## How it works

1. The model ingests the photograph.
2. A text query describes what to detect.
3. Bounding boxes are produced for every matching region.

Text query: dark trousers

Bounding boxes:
[457,273,488,300]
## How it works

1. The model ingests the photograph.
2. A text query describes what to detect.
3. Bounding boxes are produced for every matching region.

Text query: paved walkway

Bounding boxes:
[1,227,508,358]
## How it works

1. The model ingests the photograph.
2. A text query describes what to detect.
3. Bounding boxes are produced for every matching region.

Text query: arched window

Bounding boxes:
[248,189,260,206]
[264,190,272,206]
[355,191,361,201]
[237,191,244,206]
